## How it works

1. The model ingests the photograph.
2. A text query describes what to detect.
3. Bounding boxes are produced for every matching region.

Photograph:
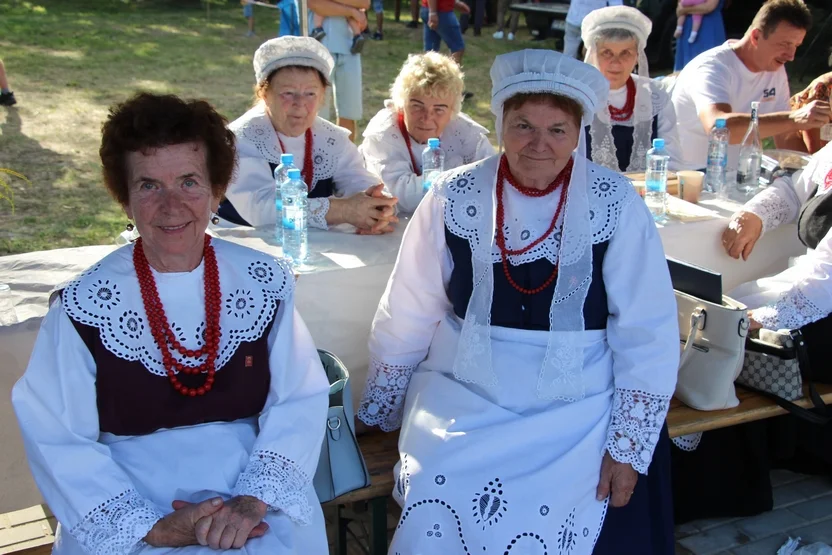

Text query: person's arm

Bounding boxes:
[677,0,719,16]
[774,130,811,152]
[232,284,330,525]
[602,197,679,475]
[307,0,368,17]
[698,103,829,146]
[359,132,425,212]
[11,300,165,553]
[357,187,453,431]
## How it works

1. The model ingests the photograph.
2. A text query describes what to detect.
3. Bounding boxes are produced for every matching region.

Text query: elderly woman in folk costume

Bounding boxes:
[581,6,683,173]
[221,36,398,234]
[12,93,330,554]
[359,51,494,212]
[358,50,679,553]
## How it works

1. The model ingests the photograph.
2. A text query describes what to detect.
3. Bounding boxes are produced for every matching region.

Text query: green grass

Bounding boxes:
[0,0,529,254]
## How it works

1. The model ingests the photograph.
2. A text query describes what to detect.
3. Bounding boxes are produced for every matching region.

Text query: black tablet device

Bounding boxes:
[666,257,723,305]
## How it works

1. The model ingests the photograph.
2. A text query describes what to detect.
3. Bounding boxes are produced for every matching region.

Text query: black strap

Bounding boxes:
[217,198,251,227]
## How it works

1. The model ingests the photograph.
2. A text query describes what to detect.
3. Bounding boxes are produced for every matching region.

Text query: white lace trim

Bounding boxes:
[744,187,797,234]
[752,285,828,331]
[69,489,162,555]
[606,388,671,475]
[61,240,294,376]
[671,432,702,452]
[233,450,313,525]
[357,357,416,432]
[308,197,330,230]
[230,104,350,193]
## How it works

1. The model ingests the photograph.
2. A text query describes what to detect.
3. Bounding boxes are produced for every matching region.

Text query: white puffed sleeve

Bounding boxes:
[232,294,329,524]
[357,191,454,431]
[12,300,163,555]
[359,130,425,213]
[602,198,680,475]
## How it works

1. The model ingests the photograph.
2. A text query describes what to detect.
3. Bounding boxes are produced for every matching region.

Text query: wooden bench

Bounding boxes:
[5,385,831,555]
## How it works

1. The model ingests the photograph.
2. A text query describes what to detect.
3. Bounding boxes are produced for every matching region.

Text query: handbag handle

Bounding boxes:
[680,307,706,367]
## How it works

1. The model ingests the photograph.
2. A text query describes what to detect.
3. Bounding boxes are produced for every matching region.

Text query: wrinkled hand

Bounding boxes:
[352,8,368,31]
[790,100,831,130]
[144,497,224,548]
[722,211,763,260]
[173,496,269,550]
[748,312,763,331]
[428,12,439,29]
[348,184,399,234]
[596,452,638,508]
[455,1,471,14]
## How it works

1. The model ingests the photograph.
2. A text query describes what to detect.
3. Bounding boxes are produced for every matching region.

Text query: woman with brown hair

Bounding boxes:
[12,92,330,554]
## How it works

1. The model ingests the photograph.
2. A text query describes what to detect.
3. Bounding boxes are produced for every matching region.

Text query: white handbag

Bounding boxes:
[675,290,749,411]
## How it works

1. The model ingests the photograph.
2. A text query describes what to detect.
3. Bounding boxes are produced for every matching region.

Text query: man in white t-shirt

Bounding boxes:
[671,0,829,170]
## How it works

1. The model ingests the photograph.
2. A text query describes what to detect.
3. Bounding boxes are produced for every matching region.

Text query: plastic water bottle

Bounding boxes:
[421,138,445,193]
[645,138,670,220]
[280,168,308,265]
[705,118,729,195]
[736,101,763,194]
[273,153,296,226]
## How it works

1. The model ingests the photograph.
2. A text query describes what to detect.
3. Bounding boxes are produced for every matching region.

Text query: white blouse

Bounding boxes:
[226,104,381,229]
[359,100,495,212]
[740,142,832,330]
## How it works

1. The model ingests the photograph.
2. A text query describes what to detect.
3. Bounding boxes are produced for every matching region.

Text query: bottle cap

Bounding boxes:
[281,153,294,164]
[715,119,727,128]
[287,168,301,179]
[652,138,665,149]
[427,138,440,148]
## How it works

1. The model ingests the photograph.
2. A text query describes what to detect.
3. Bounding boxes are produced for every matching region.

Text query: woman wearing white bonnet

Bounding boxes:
[582,5,683,173]
[220,36,398,234]
[358,49,678,553]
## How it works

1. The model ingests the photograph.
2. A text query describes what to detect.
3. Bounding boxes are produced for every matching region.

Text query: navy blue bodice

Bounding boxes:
[445,227,609,331]
[584,116,659,172]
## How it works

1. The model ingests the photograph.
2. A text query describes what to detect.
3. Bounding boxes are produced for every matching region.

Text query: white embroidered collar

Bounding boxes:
[60,239,294,377]
[230,103,351,189]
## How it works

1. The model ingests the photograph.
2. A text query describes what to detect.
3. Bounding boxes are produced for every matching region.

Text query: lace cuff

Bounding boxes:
[744,188,797,234]
[69,489,162,555]
[308,198,330,230]
[671,432,702,452]
[606,388,671,475]
[233,450,313,525]
[752,286,827,331]
[357,357,416,432]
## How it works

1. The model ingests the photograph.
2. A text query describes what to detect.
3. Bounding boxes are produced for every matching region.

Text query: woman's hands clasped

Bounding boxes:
[330,184,399,234]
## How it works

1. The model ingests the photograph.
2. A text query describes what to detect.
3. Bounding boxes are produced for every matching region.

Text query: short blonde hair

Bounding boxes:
[390,52,465,115]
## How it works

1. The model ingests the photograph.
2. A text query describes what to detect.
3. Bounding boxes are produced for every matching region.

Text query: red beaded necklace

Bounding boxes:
[277,128,314,189]
[495,155,572,295]
[133,235,221,396]
[608,77,636,122]
[397,111,422,177]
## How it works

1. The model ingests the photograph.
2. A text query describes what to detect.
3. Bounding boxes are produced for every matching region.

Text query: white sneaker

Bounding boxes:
[530,29,539,36]
[493,30,504,39]
[507,32,515,40]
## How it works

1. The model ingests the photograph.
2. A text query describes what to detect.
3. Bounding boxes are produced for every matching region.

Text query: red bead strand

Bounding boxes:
[608,77,636,122]
[397,111,422,177]
[133,234,221,396]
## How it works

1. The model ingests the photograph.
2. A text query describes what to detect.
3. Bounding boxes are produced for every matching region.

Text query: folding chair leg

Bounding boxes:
[334,504,349,555]
[368,496,388,555]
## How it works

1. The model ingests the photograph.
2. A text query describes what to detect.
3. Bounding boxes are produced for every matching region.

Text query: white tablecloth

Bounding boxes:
[0,200,807,512]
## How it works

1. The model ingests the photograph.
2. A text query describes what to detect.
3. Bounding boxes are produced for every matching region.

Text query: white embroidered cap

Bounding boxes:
[253,36,335,84]
[580,5,653,49]
[490,49,609,141]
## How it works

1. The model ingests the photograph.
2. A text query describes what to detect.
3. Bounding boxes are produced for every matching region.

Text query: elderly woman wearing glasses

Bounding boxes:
[358,49,678,553]
[581,6,682,173]
[359,51,494,212]
[221,37,398,234]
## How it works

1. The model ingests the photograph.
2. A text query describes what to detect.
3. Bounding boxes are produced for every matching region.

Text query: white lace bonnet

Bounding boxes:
[452,50,609,400]
[253,36,335,84]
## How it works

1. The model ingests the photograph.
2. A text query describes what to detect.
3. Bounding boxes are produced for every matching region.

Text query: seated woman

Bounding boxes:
[581,6,683,173]
[12,93,330,554]
[357,49,679,553]
[222,36,397,233]
[359,51,494,213]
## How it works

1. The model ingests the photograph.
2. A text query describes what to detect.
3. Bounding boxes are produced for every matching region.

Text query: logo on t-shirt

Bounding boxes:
[761,87,777,102]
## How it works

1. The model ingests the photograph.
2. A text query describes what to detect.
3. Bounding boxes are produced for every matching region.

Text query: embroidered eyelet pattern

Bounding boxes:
[472,478,507,529]
[671,432,702,452]
[753,286,828,331]
[61,242,293,378]
[88,279,121,311]
[744,187,798,234]
[505,531,548,554]
[233,450,313,525]
[69,489,163,555]
[606,388,671,474]
[398,499,469,554]
[557,508,578,554]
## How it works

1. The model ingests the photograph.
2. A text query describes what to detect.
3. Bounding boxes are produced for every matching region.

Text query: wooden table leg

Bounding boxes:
[369,496,389,554]
[334,504,349,555]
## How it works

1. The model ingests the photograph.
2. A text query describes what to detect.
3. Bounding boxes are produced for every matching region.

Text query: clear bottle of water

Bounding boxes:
[705,118,729,195]
[280,168,308,265]
[645,138,670,221]
[273,153,296,243]
[736,101,763,194]
[421,138,445,193]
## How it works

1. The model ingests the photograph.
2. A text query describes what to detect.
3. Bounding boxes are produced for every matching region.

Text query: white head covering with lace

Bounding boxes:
[253,36,335,84]
[582,5,654,172]
[450,50,609,400]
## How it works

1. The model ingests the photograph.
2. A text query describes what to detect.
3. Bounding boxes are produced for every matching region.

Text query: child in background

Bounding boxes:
[674,0,708,43]
[310,9,367,53]
[242,0,256,36]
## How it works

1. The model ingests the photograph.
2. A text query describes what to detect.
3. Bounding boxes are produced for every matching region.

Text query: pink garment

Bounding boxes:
[680,0,707,26]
